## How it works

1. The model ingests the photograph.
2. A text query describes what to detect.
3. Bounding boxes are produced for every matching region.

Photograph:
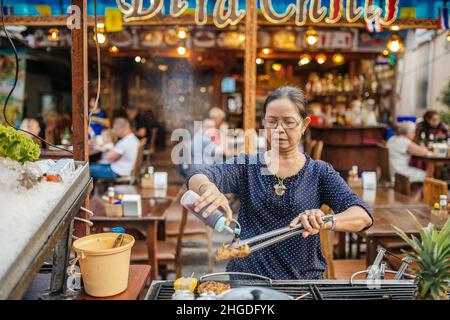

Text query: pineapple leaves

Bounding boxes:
[394,210,450,300]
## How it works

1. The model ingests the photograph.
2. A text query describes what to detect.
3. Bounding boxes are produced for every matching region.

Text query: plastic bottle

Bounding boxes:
[439,195,448,218]
[107,186,115,204]
[180,190,240,235]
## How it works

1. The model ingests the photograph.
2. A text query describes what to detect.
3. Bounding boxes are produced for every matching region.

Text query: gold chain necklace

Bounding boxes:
[273,177,287,196]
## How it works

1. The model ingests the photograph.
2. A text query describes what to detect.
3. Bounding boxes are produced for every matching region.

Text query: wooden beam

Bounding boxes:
[3,15,439,29]
[71,0,90,237]
[243,0,257,153]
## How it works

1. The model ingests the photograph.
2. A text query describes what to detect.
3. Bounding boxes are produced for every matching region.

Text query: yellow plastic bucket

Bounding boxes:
[72,233,135,297]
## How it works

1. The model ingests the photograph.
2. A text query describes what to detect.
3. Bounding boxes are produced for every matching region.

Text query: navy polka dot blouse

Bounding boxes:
[188,153,372,280]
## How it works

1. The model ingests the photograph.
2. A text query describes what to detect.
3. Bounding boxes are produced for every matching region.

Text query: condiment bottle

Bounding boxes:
[180,190,240,236]
[107,186,115,204]
[145,166,155,188]
[439,195,448,218]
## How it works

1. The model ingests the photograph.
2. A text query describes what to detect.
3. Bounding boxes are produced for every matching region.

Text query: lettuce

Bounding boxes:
[0,125,40,163]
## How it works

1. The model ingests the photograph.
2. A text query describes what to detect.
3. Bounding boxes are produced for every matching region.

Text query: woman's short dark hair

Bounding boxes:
[262,86,307,119]
[423,110,438,122]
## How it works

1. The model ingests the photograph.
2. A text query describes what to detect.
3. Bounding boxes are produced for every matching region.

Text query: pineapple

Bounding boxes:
[393,211,450,300]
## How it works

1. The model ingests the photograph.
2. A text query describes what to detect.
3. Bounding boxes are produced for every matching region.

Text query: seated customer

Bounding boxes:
[90,118,139,180]
[387,121,429,183]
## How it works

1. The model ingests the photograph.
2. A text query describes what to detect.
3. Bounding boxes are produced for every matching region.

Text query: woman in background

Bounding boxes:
[415,110,449,146]
[388,121,429,182]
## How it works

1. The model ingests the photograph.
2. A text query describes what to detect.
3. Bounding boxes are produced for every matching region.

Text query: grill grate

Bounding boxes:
[146,280,427,300]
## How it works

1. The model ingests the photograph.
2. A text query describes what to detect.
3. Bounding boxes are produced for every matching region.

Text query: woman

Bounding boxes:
[415,110,449,145]
[187,86,373,280]
[387,121,429,183]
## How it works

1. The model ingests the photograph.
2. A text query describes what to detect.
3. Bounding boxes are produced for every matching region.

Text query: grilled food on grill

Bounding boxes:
[197,281,230,295]
[215,243,250,261]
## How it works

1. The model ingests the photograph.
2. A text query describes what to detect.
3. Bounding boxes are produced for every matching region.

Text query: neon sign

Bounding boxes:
[116,0,399,28]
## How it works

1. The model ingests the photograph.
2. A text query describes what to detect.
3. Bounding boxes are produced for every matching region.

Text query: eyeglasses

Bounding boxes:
[262,118,302,129]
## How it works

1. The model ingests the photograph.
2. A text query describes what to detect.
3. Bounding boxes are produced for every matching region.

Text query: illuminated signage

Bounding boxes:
[115,0,399,28]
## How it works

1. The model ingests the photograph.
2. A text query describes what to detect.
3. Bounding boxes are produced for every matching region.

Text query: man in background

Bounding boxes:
[126,106,154,147]
[89,117,139,180]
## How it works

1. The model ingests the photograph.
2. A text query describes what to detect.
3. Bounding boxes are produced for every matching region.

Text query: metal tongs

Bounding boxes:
[229,214,335,252]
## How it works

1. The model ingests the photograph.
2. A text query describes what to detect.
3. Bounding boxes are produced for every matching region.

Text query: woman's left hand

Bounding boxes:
[289,209,329,238]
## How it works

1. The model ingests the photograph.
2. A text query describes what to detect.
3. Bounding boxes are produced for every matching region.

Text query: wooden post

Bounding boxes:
[243,0,258,153]
[71,0,90,237]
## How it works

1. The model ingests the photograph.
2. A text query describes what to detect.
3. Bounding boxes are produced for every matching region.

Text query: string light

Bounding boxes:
[298,54,311,66]
[382,49,389,56]
[315,53,327,64]
[390,25,400,31]
[135,56,142,63]
[177,28,187,39]
[261,48,272,55]
[48,28,60,41]
[177,46,187,56]
[306,28,319,46]
[256,58,264,65]
[158,64,168,71]
[272,63,282,71]
[108,46,119,53]
[332,53,345,65]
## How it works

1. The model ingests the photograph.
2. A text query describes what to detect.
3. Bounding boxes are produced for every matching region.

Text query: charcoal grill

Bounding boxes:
[145,272,447,300]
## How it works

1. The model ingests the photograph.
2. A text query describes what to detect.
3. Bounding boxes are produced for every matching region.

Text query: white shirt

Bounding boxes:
[110,133,139,176]
[387,135,426,182]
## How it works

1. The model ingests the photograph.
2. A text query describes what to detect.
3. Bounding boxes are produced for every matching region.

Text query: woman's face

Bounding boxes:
[264,97,310,153]
[428,115,440,128]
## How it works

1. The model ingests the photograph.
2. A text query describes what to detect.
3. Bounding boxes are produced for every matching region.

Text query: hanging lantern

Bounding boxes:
[315,53,327,64]
[386,34,403,53]
[332,53,345,65]
[305,28,319,46]
[48,28,60,41]
[298,54,312,66]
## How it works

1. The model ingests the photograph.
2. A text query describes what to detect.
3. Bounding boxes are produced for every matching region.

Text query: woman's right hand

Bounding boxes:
[194,183,233,225]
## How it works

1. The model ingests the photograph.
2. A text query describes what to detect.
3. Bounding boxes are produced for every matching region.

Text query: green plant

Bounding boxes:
[394,211,450,300]
[439,110,450,128]
[441,80,450,109]
[0,125,40,163]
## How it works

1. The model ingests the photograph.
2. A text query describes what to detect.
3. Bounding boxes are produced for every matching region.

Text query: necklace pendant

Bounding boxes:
[273,183,286,196]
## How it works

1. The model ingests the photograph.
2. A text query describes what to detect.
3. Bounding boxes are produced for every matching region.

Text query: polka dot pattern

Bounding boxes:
[188,153,372,280]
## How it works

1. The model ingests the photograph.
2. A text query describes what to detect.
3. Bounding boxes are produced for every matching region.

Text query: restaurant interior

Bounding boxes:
[0,0,449,302]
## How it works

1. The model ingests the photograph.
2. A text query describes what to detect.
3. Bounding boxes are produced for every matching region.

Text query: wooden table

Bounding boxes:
[352,186,429,209]
[358,206,446,266]
[113,184,182,200]
[75,265,150,300]
[89,197,173,279]
[412,154,450,178]
[334,186,429,260]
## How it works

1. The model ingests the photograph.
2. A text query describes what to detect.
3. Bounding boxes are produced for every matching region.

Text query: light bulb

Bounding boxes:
[332,53,345,64]
[256,58,264,65]
[298,54,311,66]
[262,48,271,55]
[177,46,187,56]
[306,28,319,46]
[315,54,327,64]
